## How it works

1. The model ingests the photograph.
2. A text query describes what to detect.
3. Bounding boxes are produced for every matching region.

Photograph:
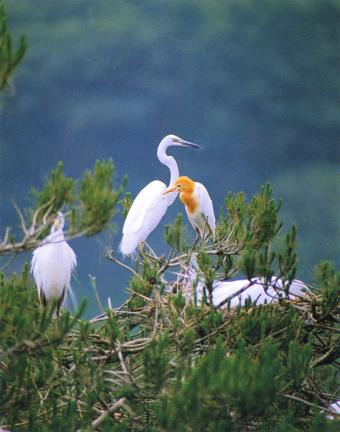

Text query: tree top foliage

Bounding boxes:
[1,179,339,430]
[0,160,126,255]
[0,0,26,91]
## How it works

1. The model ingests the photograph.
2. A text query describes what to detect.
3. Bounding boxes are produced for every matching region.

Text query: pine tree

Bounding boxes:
[0,179,339,431]
[0,2,339,430]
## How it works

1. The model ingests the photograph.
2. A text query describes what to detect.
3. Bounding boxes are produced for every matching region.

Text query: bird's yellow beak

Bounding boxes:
[162,185,177,195]
[53,220,61,229]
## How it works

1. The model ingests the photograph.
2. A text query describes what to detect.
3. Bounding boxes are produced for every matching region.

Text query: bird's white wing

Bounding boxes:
[194,182,216,234]
[60,242,77,309]
[120,180,169,255]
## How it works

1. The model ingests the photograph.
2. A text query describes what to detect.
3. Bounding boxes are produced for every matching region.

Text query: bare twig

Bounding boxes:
[89,275,105,314]
[215,280,255,309]
[283,393,340,417]
[106,248,141,278]
[12,199,28,236]
[90,397,127,429]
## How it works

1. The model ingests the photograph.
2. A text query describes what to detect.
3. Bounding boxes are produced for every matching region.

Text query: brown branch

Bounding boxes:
[215,280,255,309]
[91,397,128,429]
[0,199,91,255]
[106,248,141,278]
[283,393,340,417]
[12,199,28,236]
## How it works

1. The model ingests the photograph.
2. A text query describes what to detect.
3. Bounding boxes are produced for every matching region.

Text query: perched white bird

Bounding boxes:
[180,264,308,308]
[31,212,76,317]
[120,135,199,255]
[163,175,215,239]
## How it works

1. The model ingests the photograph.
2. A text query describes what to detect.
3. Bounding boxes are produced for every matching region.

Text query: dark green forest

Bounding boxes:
[0,0,339,311]
[0,1,339,430]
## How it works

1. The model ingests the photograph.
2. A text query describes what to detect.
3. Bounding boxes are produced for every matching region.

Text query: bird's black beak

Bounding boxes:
[179,140,200,149]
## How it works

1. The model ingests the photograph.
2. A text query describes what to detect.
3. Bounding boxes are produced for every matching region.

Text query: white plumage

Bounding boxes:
[121,181,169,255]
[180,263,308,308]
[31,212,76,317]
[194,277,307,307]
[163,176,216,239]
[187,181,216,238]
[120,134,199,255]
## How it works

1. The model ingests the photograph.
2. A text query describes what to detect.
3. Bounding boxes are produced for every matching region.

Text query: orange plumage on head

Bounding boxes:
[175,176,198,214]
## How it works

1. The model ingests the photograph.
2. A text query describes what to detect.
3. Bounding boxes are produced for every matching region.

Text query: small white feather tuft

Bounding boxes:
[119,233,139,256]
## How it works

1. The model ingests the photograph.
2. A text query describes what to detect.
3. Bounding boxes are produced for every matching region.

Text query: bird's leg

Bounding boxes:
[202,214,212,242]
[202,215,208,241]
[56,289,66,320]
[191,229,201,251]
[56,299,62,320]
[40,290,47,307]
[56,305,60,320]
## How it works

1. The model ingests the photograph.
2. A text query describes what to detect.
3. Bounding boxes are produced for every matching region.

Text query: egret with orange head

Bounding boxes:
[163,176,215,239]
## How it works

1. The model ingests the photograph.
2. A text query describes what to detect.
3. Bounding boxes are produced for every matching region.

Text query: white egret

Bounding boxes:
[180,263,308,308]
[163,175,215,239]
[120,135,199,255]
[31,212,76,317]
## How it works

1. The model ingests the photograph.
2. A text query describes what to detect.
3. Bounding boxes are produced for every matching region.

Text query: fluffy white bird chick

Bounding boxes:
[31,212,77,317]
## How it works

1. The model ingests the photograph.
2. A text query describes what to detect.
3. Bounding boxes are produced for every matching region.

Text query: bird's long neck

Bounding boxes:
[157,143,179,205]
[157,145,179,186]
[49,228,65,243]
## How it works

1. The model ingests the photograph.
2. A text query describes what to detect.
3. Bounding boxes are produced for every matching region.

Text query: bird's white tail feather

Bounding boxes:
[120,233,139,256]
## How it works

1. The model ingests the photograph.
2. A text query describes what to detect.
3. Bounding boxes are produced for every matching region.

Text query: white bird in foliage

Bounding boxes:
[120,135,199,255]
[197,277,307,307]
[31,212,76,317]
[163,176,215,239]
[180,264,308,308]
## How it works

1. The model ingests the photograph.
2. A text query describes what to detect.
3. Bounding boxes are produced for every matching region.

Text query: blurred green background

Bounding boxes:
[1,0,339,314]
